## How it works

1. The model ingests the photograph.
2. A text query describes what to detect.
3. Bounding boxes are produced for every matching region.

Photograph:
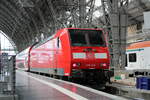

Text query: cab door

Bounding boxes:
[53,38,58,74]
[139,50,145,69]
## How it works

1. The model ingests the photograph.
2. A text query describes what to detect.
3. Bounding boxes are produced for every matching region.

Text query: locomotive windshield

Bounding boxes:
[69,29,106,46]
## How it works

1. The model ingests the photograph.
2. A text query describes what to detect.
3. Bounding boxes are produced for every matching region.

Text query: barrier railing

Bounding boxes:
[0,53,16,95]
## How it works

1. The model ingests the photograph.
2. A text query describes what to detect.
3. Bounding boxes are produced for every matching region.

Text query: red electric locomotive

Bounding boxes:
[18,28,110,83]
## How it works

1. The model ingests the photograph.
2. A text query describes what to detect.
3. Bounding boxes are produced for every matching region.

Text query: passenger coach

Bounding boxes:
[126,40,150,76]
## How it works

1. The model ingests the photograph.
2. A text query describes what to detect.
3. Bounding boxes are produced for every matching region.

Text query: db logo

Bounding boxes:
[87,53,94,58]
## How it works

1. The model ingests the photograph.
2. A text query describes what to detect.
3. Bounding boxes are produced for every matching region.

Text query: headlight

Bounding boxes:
[72,63,81,67]
[100,63,107,67]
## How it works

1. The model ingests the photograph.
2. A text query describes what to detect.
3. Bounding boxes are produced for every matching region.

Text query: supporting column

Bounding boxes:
[47,0,58,32]
[101,0,128,73]
[79,0,86,27]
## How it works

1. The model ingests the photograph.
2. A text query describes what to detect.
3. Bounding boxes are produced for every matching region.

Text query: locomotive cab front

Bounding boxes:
[68,29,110,82]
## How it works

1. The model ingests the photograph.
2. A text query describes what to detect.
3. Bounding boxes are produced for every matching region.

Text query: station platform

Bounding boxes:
[16,70,127,100]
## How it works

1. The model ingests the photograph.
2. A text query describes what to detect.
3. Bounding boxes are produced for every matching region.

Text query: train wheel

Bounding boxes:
[68,76,73,82]
[60,76,68,81]
[53,75,59,79]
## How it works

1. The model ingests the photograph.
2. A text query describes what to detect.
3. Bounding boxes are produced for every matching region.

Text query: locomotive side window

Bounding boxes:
[56,37,62,48]
[69,29,106,46]
[129,53,136,62]
[57,37,59,47]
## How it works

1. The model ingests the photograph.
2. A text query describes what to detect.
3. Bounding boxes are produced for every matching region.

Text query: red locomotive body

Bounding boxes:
[17,28,110,83]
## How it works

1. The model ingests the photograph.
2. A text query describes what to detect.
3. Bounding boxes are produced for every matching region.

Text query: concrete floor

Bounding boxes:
[15,70,127,100]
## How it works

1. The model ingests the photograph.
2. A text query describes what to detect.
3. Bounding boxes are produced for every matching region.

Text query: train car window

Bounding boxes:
[69,29,106,46]
[125,54,127,66]
[129,53,136,62]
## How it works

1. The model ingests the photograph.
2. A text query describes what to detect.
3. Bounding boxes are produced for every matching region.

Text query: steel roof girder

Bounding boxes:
[0,12,15,30]
[2,0,31,27]
[0,3,22,27]
[0,17,13,33]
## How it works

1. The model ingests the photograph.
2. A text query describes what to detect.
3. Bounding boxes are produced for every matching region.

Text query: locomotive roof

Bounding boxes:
[127,40,150,50]
[63,28,103,30]
[32,28,104,49]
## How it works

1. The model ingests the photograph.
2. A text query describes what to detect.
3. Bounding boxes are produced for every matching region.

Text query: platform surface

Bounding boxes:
[16,70,127,100]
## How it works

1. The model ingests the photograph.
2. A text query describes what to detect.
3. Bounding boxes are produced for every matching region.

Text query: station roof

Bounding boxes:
[0,0,150,51]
